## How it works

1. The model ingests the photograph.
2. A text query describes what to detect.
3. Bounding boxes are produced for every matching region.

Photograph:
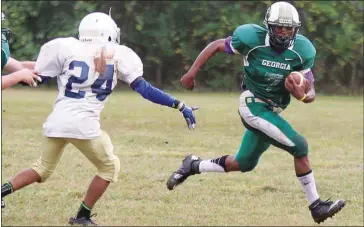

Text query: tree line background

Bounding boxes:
[2,1,363,94]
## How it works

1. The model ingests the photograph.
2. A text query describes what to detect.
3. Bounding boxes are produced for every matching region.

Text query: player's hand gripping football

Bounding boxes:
[285,71,310,101]
[177,102,199,130]
[19,69,42,87]
[180,71,197,91]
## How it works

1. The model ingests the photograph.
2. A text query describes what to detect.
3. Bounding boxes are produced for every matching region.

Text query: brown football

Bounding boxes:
[285,71,310,93]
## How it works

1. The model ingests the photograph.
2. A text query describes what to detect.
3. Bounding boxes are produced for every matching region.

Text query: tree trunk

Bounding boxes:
[156,63,163,88]
[349,62,357,91]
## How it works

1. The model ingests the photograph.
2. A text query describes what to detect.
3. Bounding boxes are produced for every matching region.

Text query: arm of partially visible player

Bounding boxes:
[21,61,36,70]
[1,68,41,90]
[3,57,36,73]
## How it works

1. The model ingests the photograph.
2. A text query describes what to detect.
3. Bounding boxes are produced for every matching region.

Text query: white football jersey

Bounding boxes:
[35,37,143,139]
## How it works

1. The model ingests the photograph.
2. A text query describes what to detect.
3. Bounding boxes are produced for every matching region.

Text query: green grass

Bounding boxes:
[1,88,363,226]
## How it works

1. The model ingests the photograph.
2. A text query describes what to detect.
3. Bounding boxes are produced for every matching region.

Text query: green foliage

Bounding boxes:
[294,1,363,92]
[2,0,363,93]
[2,1,100,60]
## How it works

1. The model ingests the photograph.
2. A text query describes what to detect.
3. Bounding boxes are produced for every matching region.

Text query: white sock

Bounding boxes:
[199,160,225,173]
[297,170,320,205]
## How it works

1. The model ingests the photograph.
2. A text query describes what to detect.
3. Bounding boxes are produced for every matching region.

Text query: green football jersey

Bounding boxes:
[231,24,316,108]
[1,33,10,71]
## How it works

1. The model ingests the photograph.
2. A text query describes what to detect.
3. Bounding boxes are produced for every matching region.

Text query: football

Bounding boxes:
[288,71,305,86]
[285,71,310,94]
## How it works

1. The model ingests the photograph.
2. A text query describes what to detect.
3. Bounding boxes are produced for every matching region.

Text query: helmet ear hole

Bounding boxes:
[108,37,111,42]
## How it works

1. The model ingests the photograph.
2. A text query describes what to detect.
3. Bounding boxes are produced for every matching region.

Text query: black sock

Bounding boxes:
[211,155,229,171]
[76,201,91,219]
[296,169,312,177]
[191,160,201,173]
[1,182,14,198]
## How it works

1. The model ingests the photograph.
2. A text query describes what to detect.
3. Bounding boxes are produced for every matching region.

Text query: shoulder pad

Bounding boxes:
[293,35,316,61]
[233,24,267,49]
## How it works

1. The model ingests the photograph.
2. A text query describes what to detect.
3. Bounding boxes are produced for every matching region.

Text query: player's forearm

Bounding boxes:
[3,58,36,73]
[188,39,226,75]
[21,61,36,70]
[2,73,22,90]
[130,77,181,108]
[3,57,25,73]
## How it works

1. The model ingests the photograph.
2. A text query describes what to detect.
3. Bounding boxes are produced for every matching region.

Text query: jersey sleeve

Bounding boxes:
[294,35,316,71]
[116,46,143,84]
[230,24,257,55]
[302,56,315,71]
[35,38,64,78]
[301,46,316,70]
[294,36,316,83]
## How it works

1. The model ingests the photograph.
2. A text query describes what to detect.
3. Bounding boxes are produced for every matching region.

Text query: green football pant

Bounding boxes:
[236,91,308,172]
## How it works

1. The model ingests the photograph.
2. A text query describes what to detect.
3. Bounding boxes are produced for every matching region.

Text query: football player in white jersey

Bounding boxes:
[1,12,198,226]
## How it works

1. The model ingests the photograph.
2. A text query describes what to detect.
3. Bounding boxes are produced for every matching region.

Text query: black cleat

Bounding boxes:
[1,198,5,209]
[69,214,98,226]
[309,198,346,224]
[166,154,201,190]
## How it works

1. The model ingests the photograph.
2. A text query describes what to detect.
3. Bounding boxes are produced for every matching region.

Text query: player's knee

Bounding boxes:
[240,163,258,172]
[97,156,120,183]
[292,135,308,158]
[236,157,259,173]
[113,156,121,181]
[32,160,55,183]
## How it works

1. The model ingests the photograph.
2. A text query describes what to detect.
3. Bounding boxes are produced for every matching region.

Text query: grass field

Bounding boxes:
[1,88,363,226]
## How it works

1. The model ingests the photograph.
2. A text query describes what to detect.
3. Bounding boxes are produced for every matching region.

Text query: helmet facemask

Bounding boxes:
[267,24,299,49]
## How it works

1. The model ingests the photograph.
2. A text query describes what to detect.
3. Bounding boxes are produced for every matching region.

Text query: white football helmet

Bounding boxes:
[78,12,120,44]
[263,1,301,49]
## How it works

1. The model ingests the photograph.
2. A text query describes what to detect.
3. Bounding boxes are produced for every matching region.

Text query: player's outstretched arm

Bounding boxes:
[3,57,36,73]
[2,68,42,90]
[130,76,199,130]
[181,38,227,90]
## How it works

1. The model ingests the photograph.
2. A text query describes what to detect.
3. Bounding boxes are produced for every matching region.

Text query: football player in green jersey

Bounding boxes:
[1,11,40,208]
[1,12,40,90]
[167,1,345,224]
